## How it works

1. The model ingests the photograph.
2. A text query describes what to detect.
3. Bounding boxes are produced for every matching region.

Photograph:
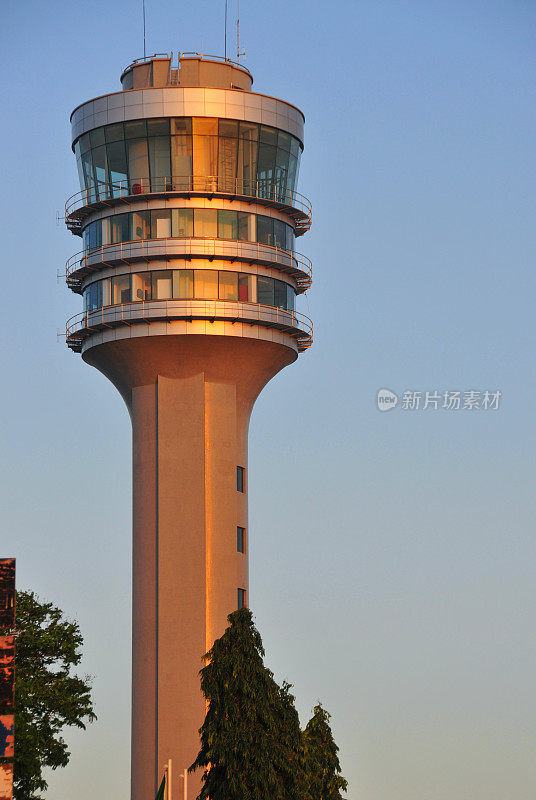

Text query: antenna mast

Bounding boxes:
[142,0,146,59]
[224,0,228,60]
[237,0,240,63]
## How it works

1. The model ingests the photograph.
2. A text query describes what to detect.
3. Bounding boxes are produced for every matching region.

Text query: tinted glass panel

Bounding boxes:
[273,219,286,249]
[257,216,273,245]
[112,274,130,304]
[257,276,274,306]
[110,214,129,243]
[150,210,171,238]
[274,280,287,309]
[219,272,238,300]
[131,211,151,240]
[195,270,218,299]
[218,210,238,240]
[172,208,193,238]
[194,209,217,238]
[132,273,152,301]
[152,271,172,299]
[173,269,194,298]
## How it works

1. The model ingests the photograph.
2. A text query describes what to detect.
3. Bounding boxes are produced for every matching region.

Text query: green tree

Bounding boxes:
[189,607,303,800]
[9,591,97,800]
[303,703,348,800]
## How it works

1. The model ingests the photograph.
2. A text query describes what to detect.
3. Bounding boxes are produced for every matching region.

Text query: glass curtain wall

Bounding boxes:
[83,209,295,252]
[75,118,302,202]
[83,269,295,312]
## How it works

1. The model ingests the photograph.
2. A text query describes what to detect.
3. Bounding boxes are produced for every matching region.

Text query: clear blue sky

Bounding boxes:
[1,1,535,798]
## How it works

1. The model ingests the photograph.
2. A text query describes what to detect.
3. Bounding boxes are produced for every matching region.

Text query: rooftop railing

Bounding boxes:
[66,300,313,353]
[65,177,312,236]
[65,238,313,293]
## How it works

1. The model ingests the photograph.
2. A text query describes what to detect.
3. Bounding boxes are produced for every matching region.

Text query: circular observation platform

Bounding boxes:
[66,300,313,354]
[65,239,312,294]
[65,178,312,237]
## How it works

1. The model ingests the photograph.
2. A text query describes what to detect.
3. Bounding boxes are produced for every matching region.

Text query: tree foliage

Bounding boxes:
[303,704,348,800]
[189,607,303,800]
[9,591,96,800]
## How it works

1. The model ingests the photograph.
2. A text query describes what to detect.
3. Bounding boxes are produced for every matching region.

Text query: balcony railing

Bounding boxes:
[65,238,313,293]
[65,177,312,236]
[66,300,313,353]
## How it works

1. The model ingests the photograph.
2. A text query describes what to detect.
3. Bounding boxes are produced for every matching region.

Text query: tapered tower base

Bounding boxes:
[84,335,296,800]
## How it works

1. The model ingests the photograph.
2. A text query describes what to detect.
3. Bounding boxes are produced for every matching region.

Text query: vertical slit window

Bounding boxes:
[237,527,246,554]
[237,466,245,493]
[237,588,246,609]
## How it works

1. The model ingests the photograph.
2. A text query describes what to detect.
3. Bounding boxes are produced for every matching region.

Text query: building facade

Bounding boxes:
[64,53,312,800]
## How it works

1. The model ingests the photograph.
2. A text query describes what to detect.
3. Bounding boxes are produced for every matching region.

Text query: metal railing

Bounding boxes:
[65,300,313,353]
[64,177,312,234]
[65,238,313,293]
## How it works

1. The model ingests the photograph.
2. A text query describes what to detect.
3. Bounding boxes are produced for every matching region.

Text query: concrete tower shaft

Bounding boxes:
[64,53,312,800]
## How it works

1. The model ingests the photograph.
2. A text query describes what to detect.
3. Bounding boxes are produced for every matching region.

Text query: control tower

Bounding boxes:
[64,53,312,800]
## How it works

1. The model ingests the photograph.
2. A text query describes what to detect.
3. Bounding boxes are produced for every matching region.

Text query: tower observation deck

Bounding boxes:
[64,53,312,800]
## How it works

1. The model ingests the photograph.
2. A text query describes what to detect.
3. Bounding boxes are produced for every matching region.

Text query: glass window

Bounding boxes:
[152,270,172,299]
[112,274,131,304]
[260,126,277,146]
[78,133,91,154]
[275,147,290,198]
[90,127,105,147]
[172,208,193,238]
[218,132,238,192]
[107,140,128,195]
[101,217,111,246]
[131,273,152,301]
[147,118,170,136]
[173,269,194,298]
[171,134,192,188]
[218,210,238,240]
[219,119,238,138]
[131,211,151,240]
[150,210,171,238]
[193,117,218,135]
[237,466,245,492]
[194,209,217,238]
[274,280,287,309]
[92,144,108,199]
[86,282,99,311]
[105,123,124,142]
[127,138,149,191]
[193,117,218,185]
[257,143,276,197]
[287,154,298,193]
[124,120,147,139]
[101,277,111,306]
[194,270,218,299]
[237,212,254,242]
[239,121,258,141]
[238,273,256,302]
[290,136,301,158]
[110,214,130,244]
[256,216,273,246]
[171,118,192,135]
[148,136,171,191]
[257,276,274,306]
[237,588,246,609]
[237,527,246,553]
[277,131,291,151]
[286,284,295,311]
[219,272,238,301]
[273,219,286,249]
[285,224,295,252]
[237,135,258,194]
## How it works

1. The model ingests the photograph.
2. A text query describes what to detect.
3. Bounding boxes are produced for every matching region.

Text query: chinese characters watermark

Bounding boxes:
[377,388,501,412]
